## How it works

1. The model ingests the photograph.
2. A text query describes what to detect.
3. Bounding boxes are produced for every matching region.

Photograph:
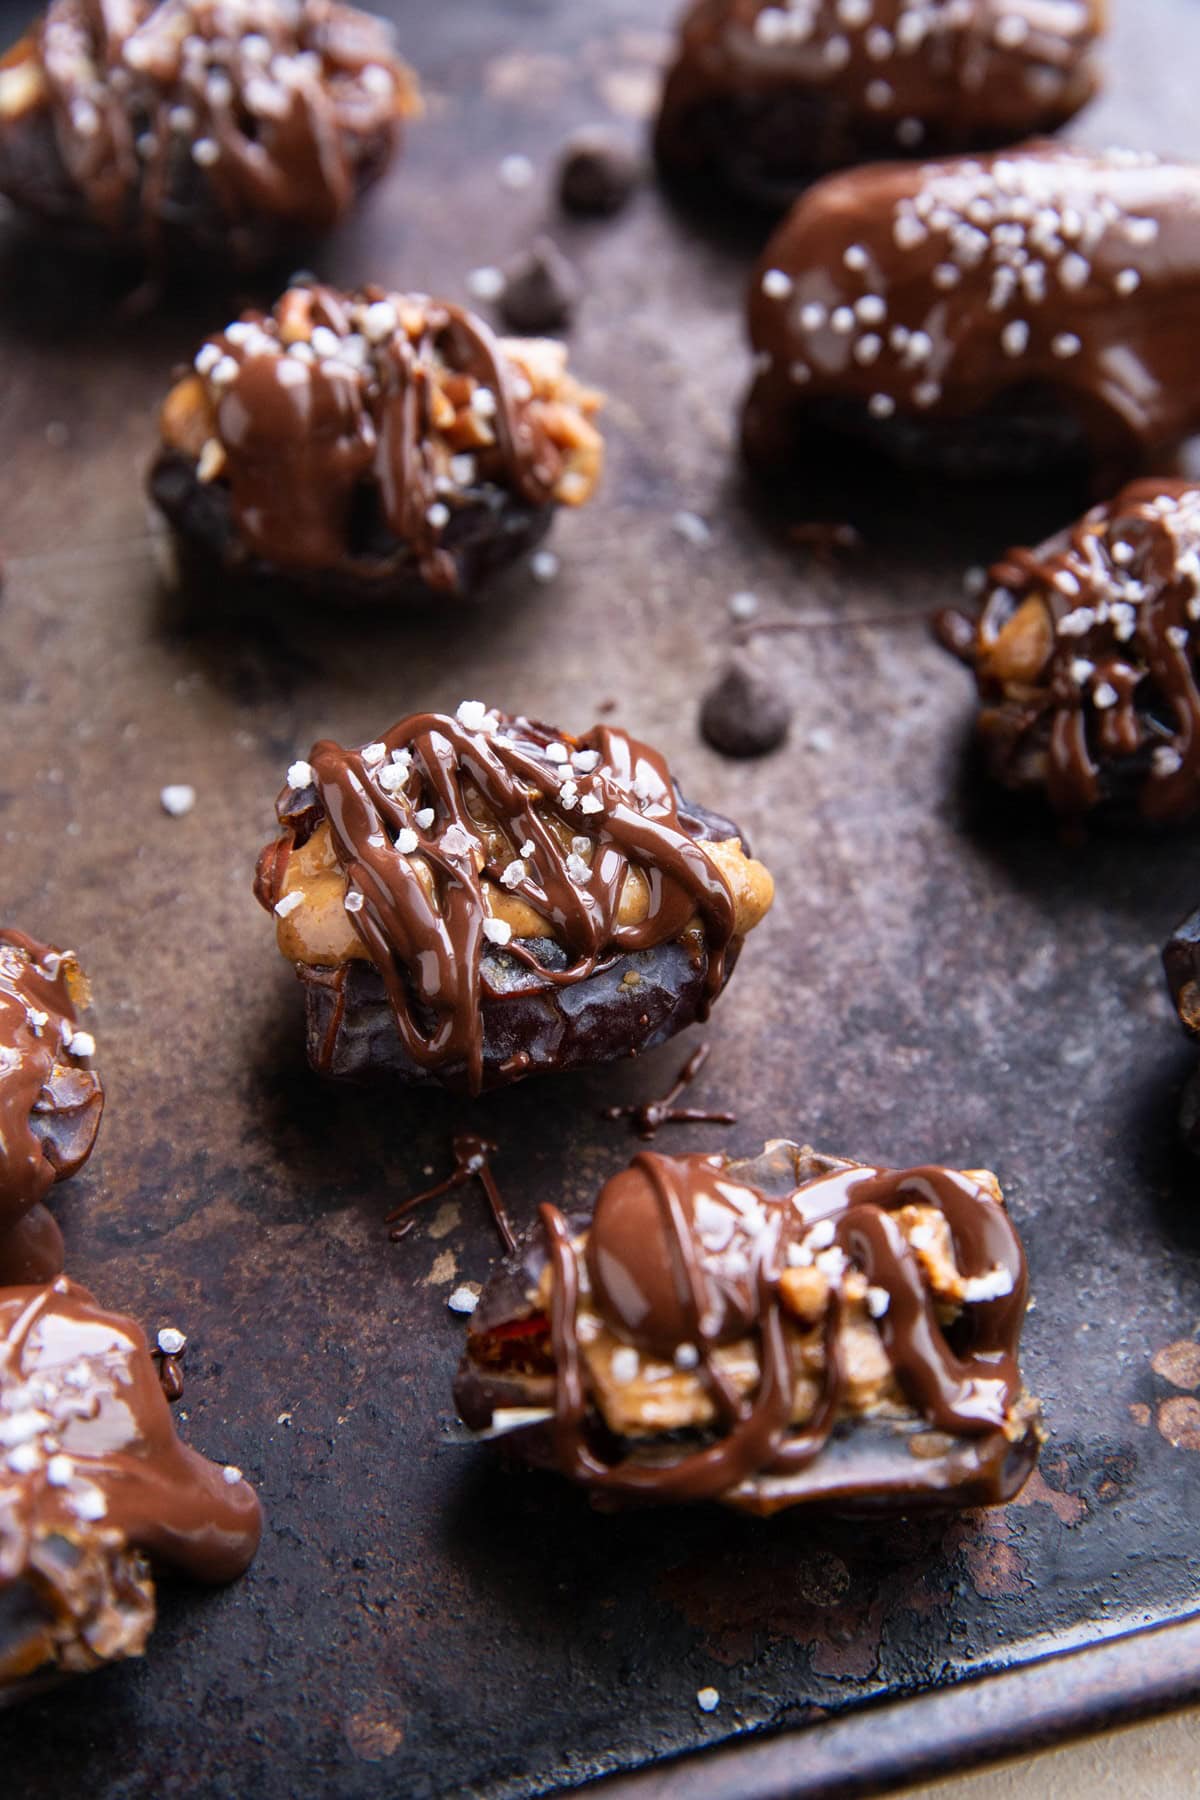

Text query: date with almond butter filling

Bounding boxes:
[454,1140,1042,1515]
[254,705,774,1094]
[0,930,103,1290]
[0,1277,262,1696]
[150,280,604,604]
[938,479,1200,826]
[0,0,420,265]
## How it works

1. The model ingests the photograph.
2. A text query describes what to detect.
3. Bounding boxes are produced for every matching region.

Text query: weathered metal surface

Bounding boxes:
[1,1,1199,1795]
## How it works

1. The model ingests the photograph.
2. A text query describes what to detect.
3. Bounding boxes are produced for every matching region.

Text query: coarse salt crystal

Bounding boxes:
[157,1327,187,1356]
[274,891,305,918]
[287,759,313,788]
[610,1347,639,1385]
[362,741,388,765]
[696,1688,720,1713]
[160,784,195,817]
[482,917,513,946]
[344,890,365,913]
[448,1285,480,1314]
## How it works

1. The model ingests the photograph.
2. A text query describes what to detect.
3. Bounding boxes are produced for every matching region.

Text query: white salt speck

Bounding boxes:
[274,891,305,919]
[1001,319,1030,358]
[807,728,833,753]
[415,807,435,829]
[994,13,1030,47]
[310,325,342,360]
[565,852,590,883]
[68,1030,95,1059]
[442,824,474,856]
[854,334,882,366]
[192,136,219,167]
[932,262,961,289]
[448,1285,480,1315]
[865,79,893,109]
[482,917,513,946]
[761,268,793,299]
[287,759,313,788]
[1154,746,1183,777]
[500,860,527,889]
[362,299,399,342]
[362,741,388,765]
[729,591,759,622]
[578,794,604,815]
[222,1465,243,1485]
[674,1343,700,1370]
[610,1347,640,1385]
[799,302,827,332]
[160,784,195,818]
[545,741,570,763]
[194,343,222,376]
[696,1688,720,1713]
[868,393,896,418]
[210,355,239,388]
[427,502,451,530]
[471,388,498,419]
[831,306,856,335]
[856,294,886,324]
[961,1267,1015,1304]
[1092,681,1119,709]
[808,1218,836,1250]
[521,840,537,858]
[1059,252,1090,290]
[396,828,420,855]
[157,1327,187,1356]
[1052,333,1081,359]
[498,153,534,190]
[672,510,712,546]
[457,701,489,729]
[866,1286,890,1319]
[530,550,559,582]
[843,243,869,272]
[344,890,365,913]
[1115,268,1140,296]
[1167,625,1190,649]
[466,266,505,302]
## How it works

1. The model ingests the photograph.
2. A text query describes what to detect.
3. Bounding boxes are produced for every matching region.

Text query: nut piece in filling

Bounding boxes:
[254,705,774,1094]
[743,144,1200,485]
[150,281,604,606]
[0,930,103,1290]
[0,0,420,267]
[0,1276,262,1696]
[454,1140,1042,1514]
[939,479,1200,828]
[656,1,1104,208]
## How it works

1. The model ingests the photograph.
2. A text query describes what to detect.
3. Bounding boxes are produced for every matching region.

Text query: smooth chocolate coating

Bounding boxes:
[456,1141,1040,1513]
[255,709,749,1095]
[656,1,1104,204]
[940,479,1200,825]
[0,931,103,1289]
[744,144,1200,479]
[0,1277,261,1690]
[150,281,602,600]
[0,0,418,264]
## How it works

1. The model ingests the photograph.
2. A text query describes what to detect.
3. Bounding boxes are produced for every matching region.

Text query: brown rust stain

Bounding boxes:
[343,1713,405,1761]
[1010,1467,1089,1528]
[1151,1340,1200,1390]
[1157,1396,1200,1451]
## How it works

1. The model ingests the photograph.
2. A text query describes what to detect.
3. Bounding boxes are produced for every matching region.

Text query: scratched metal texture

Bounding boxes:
[1,1,1199,1795]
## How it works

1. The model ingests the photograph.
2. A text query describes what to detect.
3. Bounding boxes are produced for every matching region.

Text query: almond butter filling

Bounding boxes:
[273,818,773,968]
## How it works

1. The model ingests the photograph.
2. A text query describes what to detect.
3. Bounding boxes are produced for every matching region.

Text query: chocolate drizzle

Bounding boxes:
[657,1,1103,191]
[0,0,418,257]
[745,144,1200,471]
[386,1134,515,1252]
[462,1143,1034,1507]
[0,930,103,1288]
[257,709,743,1094]
[601,1042,737,1139]
[161,282,601,590]
[941,479,1200,824]
[0,1278,261,1637]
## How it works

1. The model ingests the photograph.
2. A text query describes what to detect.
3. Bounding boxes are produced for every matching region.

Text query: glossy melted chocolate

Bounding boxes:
[658,0,1103,180]
[0,0,417,247]
[745,143,1200,467]
[940,479,1200,824]
[0,930,102,1289]
[532,1146,1030,1504]
[0,1277,261,1684]
[180,284,572,586]
[255,709,740,1095]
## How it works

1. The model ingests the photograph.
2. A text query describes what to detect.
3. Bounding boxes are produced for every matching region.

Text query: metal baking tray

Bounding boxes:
[1,0,1199,1793]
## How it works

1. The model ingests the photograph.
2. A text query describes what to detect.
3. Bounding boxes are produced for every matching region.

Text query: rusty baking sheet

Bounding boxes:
[2,0,1200,1795]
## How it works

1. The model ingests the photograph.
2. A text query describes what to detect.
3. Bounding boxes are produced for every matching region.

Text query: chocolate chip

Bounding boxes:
[557,126,641,217]
[699,654,792,758]
[499,236,581,334]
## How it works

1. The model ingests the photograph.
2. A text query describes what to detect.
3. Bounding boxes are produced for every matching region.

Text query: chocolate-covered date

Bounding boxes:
[454,1141,1042,1515]
[255,706,774,1094]
[744,145,1200,484]
[941,480,1200,827]
[150,281,603,607]
[0,0,420,267]
[656,0,1103,208]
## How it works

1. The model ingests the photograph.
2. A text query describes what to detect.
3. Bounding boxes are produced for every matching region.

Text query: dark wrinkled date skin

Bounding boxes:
[1164,906,1200,1155]
[149,449,555,611]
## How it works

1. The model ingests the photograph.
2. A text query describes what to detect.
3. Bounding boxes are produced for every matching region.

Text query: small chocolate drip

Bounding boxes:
[602,1043,737,1140]
[386,1134,516,1253]
[154,1352,185,1404]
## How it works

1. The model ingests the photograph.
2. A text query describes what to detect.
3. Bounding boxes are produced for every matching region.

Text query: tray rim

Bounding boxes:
[586,1609,1200,1798]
